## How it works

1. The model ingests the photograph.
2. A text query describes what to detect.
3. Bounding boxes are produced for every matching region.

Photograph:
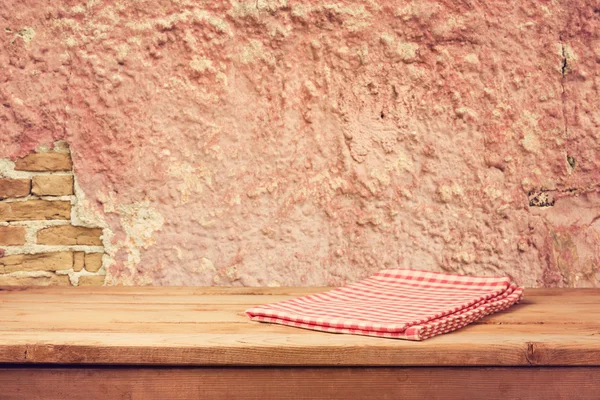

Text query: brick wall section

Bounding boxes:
[0,146,106,286]
[0,179,30,199]
[32,176,74,196]
[0,226,26,246]
[0,200,71,221]
[14,153,73,171]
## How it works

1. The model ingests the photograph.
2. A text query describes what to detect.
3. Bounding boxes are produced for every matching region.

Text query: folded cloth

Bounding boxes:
[245,269,524,340]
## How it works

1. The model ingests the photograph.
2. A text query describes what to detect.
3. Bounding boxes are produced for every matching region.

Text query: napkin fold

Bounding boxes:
[245,269,524,340]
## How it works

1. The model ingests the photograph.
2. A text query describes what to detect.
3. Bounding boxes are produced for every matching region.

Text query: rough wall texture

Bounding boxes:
[1,0,599,287]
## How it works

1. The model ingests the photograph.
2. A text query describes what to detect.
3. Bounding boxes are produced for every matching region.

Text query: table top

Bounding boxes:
[0,287,598,367]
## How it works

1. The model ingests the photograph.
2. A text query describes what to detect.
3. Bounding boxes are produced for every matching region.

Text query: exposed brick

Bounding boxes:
[0,200,71,222]
[32,175,74,196]
[0,274,71,286]
[78,275,106,286]
[84,253,103,272]
[14,152,72,172]
[0,252,73,274]
[37,225,102,245]
[0,226,27,246]
[0,178,30,199]
[73,252,85,272]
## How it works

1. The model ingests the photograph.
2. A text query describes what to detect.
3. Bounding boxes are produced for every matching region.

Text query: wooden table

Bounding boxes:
[0,287,598,399]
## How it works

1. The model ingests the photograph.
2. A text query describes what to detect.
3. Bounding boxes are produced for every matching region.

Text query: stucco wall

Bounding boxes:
[1,0,599,287]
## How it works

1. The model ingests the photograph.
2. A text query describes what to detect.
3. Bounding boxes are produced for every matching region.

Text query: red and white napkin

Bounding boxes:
[245,269,524,340]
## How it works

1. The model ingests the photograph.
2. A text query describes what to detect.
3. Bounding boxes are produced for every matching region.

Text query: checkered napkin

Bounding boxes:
[245,269,524,340]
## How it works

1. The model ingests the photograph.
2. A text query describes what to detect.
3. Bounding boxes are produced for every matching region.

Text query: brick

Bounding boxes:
[73,252,85,272]
[0,251,73,274]
[0,200,71,222]
[0,178,30,199]
[14,152,72,172]
[0,226,27,246]
[32,175,74,196]
[37,225,102,246]
[84,253,103,272]
[78,275,106,286]
[0,274,71,286]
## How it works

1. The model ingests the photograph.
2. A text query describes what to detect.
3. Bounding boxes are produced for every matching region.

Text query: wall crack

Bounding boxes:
[559,38,569,139]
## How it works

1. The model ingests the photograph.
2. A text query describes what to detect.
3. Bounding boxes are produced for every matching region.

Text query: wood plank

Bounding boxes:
[1,288,597,307]
[0,322,320,334]
[0,302,253,311]
[0,322,597,337]
[0,304,598,333]
[0,316,594,334]
[1,366,599,400]
[0,293,596,313]
[8,302,587,324]
[0,297,599,326]
[477,303,600,324]
[0,307,248,324]
[0,323,599,366]
[0,322,597,338]
[520,288,600,296]
[0,286,332,295]
[0,293,301,305]
[1,286,597,296]
[0,331,531,366]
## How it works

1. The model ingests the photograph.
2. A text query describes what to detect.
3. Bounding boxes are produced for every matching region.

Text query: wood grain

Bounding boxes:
[0,287,598,367]
[1,366,599,400]
[0,286,332,295]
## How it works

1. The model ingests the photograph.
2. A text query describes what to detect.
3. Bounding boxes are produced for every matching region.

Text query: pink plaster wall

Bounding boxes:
[1,0,599,287]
